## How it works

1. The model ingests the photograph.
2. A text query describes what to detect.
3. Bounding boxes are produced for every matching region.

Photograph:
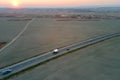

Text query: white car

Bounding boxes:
[53,49,59,54]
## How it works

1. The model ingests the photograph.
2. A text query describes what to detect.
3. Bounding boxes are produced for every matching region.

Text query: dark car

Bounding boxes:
[66,48,70,51]
[1,68,12,75]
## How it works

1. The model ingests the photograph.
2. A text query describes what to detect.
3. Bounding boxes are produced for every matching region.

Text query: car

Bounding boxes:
[53,49,59,54]
[1,68,12,75]
[66,48,70,51]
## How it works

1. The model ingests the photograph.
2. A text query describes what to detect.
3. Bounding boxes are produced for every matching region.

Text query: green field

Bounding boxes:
[0,17,120,80]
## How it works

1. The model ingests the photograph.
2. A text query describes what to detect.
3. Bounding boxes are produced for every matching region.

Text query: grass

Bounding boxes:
[0,18,120,68]
[0,42,7,48]
[0,18,120,80]
[0,18,28,42]
[8,37,120,80]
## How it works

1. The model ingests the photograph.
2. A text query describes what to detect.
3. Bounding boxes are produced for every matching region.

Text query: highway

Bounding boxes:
[0,32,120,79]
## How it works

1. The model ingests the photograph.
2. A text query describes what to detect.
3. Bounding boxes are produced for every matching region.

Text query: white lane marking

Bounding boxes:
[0,18,35,54]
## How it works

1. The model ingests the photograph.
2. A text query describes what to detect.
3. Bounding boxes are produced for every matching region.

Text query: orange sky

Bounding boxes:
[0,0,120,7]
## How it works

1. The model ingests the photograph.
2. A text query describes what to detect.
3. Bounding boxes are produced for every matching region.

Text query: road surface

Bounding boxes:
[0,32,120,79]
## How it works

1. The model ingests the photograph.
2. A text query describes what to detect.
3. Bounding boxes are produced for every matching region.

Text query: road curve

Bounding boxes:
[0,32,120,79]
[0,18,35,54]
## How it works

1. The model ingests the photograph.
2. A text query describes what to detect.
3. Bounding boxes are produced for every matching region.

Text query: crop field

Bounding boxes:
[0,18,120,68]
[0,16,120,80]
[0,18,28,42]
[9,36,120,80]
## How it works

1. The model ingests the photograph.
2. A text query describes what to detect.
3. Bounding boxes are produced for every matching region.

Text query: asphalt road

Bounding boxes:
[0,32,120,79]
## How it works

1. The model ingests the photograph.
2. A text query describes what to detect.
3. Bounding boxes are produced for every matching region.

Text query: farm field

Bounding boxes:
[0,18,28,42]
[8,36,120,80]
[0,13,120,80]
[0,18,120,69]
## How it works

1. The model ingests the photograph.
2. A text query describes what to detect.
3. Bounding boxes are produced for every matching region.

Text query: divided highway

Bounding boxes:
[0,32,120,79]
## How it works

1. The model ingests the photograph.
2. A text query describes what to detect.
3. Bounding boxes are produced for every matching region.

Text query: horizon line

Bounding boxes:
[0,4,120,8]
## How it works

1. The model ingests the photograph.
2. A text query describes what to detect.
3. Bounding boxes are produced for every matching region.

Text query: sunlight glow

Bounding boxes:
[0,0,120,8]
[11,0,20,7]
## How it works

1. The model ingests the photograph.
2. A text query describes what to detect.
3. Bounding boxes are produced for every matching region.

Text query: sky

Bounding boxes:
[0,0,120,8]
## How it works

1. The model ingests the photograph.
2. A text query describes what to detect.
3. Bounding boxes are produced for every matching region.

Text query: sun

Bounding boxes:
[11,0,20,7]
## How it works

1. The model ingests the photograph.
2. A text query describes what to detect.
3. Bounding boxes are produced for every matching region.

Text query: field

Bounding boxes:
[0,42,6,48]
[0,14,120,80]
[0,18,28,50]
[0,18,28,42]
[9,37,120,80]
